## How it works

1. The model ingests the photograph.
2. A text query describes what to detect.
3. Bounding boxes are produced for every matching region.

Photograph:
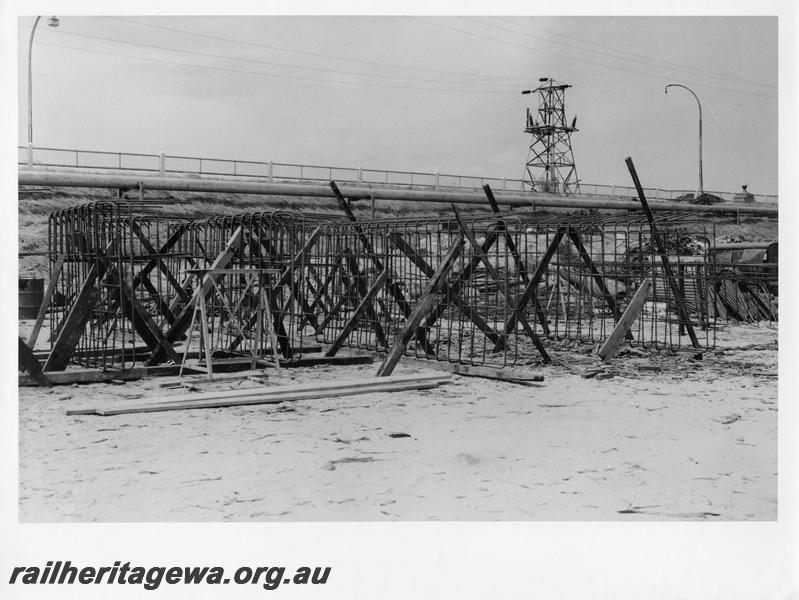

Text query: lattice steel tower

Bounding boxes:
[521,77,579,194]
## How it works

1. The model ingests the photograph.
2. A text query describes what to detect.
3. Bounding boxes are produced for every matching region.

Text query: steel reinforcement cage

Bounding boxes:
[311,212,717,367]
[44,202,724,372]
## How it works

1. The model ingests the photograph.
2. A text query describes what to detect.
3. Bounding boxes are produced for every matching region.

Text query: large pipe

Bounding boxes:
[18,170,778,216]
[709,242,776,251]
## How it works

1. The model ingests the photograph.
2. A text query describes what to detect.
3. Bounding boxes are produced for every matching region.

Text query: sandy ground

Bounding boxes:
[17,322,777,522]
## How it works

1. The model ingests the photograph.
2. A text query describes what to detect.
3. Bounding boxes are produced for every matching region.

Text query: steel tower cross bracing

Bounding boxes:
[522,78,580,195]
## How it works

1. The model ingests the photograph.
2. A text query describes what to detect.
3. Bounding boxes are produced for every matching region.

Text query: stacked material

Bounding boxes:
[714,279,778,322]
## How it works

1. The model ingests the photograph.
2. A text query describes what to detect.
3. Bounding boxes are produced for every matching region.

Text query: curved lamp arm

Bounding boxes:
[665,83,703,196]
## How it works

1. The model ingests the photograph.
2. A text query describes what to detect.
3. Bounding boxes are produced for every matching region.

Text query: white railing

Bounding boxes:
[17,144,779,204]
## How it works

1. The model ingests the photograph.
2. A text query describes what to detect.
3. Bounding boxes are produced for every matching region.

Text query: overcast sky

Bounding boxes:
[15,15,778,195]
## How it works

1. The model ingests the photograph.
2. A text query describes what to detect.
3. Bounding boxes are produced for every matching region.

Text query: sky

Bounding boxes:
[14,15,779,195]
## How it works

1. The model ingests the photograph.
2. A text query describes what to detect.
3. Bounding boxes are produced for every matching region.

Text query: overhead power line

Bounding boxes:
[18,37,519,95]
[21,24,520,90]
[484,16,776,89]
[105,15,533,85]
[407,17,777,99]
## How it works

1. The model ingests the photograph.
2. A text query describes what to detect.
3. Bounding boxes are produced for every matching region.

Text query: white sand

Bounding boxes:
[18,322,777,522]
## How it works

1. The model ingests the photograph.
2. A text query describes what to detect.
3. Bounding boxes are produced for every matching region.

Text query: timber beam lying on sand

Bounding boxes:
[402,357,544,384]
[19,365,205,387]
[67,373,450,416]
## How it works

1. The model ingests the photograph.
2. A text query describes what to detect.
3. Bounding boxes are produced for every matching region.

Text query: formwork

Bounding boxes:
[40,200,733,373]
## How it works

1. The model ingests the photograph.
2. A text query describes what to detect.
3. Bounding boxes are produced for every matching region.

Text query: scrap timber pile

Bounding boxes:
[23,188,772,382]
[707,250,778,322]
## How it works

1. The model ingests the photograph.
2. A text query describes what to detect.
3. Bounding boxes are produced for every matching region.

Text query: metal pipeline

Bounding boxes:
[18,169,779,216]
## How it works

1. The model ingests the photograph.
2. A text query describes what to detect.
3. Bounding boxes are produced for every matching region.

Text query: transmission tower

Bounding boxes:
[521,77,580,194]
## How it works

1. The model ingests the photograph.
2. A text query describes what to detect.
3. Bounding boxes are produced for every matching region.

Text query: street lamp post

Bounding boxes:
[27,15,59,147]
[665,83,703,197]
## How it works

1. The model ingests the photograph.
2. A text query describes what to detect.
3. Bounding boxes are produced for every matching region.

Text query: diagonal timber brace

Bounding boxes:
[44,238,118,371]
[325,269,388,357]
[387,232,489,350]
[227,227,323,356]
[147,226,244,365]
[451,205,549,362]
[493,227,566,354]
[329,181,418,330]
[483,184,550,336]
[376,234,464,377]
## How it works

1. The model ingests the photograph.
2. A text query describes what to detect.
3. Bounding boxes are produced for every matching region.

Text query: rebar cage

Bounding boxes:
[46,203,322,370]
[44,200,751,372]
[311,212,717,367]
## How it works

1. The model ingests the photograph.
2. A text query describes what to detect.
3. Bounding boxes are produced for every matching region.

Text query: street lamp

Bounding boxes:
[665,83,703,197]
[27,15,59,146]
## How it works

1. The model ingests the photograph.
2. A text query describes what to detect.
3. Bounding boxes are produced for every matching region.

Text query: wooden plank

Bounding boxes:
[67,373,450,415]
[18,337,50,386]
[325,269,388,357]
[598,278,652,361]
[27,256,65,349]
[148,226,243,365]
[20,365,206,387]
[90,378,448,416]
[625,157,700,348]
[43,262,104,372]
[376,235,464,377]
[195,356,270,367]
[27,367,147,386]
[282,354,374,368]
[403,357,544,383]
[24,368,142,386]
[136,372,452,406]
[158,370,270,387]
